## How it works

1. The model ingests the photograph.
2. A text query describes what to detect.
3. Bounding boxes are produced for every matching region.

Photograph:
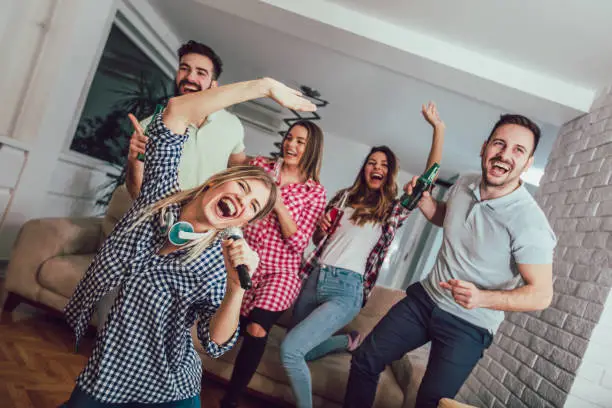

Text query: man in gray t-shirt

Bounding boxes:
[344,114,556,408]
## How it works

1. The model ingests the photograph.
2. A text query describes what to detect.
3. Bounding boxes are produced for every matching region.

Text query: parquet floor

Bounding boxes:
[0,280,269,407]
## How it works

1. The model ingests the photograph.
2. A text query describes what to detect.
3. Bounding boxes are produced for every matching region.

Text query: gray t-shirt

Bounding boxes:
[421,174,556,333]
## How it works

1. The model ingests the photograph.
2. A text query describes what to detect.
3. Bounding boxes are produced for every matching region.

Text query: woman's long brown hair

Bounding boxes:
[283,120,324,183]
[339,146,399,226]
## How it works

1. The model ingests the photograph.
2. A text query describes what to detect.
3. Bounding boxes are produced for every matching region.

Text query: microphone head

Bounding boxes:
[220,226,244,240]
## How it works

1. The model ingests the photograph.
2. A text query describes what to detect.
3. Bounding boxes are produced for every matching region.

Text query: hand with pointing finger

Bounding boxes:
[127,113,148,161]
[439,279,483,309]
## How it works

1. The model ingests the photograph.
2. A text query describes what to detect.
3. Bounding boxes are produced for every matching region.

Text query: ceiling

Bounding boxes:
[146,0,612,182]
[330,0,612,90]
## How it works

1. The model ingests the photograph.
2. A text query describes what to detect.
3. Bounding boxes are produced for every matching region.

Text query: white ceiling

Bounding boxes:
[331,0,612,90]
[145,0,611,181]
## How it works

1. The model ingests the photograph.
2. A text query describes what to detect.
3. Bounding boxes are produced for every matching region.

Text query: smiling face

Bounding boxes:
[480,123,535,188]
[282,125,308,167]
[175,53,217,96]
[196,177,271,230]
[364,151,389,190]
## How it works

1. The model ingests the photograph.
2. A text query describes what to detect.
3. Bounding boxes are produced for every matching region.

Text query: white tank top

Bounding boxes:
[319,207,382,275]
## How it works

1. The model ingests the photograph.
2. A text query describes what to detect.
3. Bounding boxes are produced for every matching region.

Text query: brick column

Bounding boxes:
[456,85,612,408]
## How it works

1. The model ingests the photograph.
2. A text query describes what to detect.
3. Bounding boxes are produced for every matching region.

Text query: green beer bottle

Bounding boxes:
[400,163,440,210]
[136,104,165,162]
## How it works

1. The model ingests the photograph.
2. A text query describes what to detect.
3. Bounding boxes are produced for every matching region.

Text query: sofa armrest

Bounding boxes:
[5,217,102,300]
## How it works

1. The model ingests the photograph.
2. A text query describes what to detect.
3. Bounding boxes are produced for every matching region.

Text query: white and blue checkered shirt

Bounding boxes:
[64,113,238,403]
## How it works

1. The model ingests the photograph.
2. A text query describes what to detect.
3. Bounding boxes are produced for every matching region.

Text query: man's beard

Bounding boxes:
[174,79,212,96]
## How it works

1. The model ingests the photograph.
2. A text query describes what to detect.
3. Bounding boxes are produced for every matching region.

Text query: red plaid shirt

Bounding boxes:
[300,190,411,305]
[241,157,326,314]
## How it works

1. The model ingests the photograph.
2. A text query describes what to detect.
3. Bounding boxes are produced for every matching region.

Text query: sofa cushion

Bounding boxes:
[342,286,406,337]
[38,254,95,298]
[199,324,403,407]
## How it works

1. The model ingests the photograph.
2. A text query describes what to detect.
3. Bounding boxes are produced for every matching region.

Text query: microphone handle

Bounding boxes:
[226,232,253,290]
[236,264,253,290]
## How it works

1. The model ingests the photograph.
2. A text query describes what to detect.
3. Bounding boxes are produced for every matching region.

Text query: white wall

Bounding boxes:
[0,144,27,223]
[0,0,179,260]
[44,154,121,218]
[0,0,55,139]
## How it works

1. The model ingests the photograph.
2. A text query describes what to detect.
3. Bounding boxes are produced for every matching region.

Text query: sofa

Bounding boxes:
[2,184,431,408]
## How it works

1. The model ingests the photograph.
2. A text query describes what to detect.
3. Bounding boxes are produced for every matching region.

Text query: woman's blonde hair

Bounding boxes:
[339,146,399,226]
[131,165,277,262]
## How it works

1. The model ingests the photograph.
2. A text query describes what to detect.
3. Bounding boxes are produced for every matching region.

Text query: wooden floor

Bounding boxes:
[0,288,269,407]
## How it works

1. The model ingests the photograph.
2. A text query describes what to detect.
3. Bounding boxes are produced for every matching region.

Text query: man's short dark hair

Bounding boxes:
[177,40,223,80]
[487,114,541,155]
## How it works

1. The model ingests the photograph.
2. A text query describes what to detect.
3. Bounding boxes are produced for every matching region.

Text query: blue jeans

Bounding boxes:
[343,282,493,408]
[280,264,363,408]
[60,386,201,408]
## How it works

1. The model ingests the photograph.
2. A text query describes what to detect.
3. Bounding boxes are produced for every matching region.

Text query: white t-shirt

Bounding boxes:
[140,109,245,189]
[319,208,382,275]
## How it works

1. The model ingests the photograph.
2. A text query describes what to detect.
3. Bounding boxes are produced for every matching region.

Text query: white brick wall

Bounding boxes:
[456,85,612,407]
[567,292,612,407]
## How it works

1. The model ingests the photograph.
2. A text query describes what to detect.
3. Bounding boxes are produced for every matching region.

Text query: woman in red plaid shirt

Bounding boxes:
[221,121,326,408]
[280,102,445,408]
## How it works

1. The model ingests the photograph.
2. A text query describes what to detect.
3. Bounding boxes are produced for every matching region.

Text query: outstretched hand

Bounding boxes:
[421,101,444,129]
[263,78,317,112]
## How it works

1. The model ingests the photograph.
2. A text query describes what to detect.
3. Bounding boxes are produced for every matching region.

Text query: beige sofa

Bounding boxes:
[195,286,430,408]
[2,185,430,407]
[2,185,132,316]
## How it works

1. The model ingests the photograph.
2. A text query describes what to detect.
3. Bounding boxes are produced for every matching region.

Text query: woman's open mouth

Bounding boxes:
[217,197,238,218]
[371,173,384,181]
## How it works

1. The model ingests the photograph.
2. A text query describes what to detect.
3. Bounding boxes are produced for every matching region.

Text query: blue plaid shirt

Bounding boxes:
[64,114,238,403]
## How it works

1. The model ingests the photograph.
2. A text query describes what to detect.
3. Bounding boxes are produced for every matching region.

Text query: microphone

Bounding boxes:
[220,227,253,290]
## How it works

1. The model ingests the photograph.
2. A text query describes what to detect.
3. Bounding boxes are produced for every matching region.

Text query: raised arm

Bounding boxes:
[401,102,447,226]
[163,77,315,135]
[131,78,314,207]
[421,101,445,173]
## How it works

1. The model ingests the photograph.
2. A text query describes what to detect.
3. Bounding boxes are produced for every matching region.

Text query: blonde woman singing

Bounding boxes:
[61,78,315,408]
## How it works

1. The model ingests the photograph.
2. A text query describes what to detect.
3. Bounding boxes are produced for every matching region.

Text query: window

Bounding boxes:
[70,24,173,166]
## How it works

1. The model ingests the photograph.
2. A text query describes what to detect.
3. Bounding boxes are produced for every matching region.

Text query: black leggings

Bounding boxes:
[222,308,285,403]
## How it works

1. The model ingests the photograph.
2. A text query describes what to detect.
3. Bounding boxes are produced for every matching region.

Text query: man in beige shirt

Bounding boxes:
[99,41,246,329]
[126,40,246,199]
